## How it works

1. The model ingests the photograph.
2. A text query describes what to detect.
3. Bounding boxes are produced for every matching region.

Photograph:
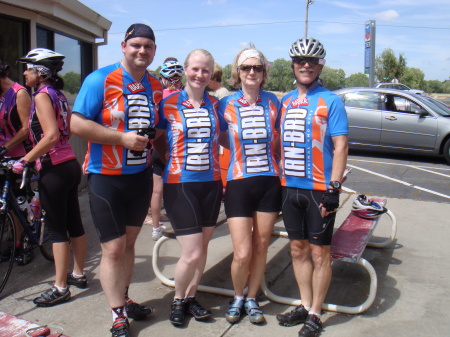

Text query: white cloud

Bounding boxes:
[201,0,227,5]
[374,9,399,21]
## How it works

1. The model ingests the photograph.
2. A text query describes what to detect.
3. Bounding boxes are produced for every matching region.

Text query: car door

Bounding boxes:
[380,94,438,151]
[342,91,382,146]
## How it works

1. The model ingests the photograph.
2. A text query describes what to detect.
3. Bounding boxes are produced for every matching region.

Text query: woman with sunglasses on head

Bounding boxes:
[13,49,87,307]
[156,49,226,326]
[218,46,281,324]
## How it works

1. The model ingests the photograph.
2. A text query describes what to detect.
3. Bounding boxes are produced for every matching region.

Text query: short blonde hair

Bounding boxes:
[184,49,215,72]
[230,46,269,88]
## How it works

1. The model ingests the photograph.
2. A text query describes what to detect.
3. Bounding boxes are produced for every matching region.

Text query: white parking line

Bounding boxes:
[348,158,450,172]
[347,163,450,200]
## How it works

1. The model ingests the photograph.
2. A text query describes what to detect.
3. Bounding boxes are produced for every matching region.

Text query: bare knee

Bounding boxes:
[290,240,311,261]
[233,248,252,268]
[310,245,331,268]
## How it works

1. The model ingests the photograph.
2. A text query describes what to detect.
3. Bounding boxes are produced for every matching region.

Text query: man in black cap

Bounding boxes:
[71,23,162,337]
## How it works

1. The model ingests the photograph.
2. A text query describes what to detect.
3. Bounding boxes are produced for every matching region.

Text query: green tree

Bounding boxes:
[222,64,233,90]
[400,67,425,90]
[266,58,295,92]
[62,71,81,94]
[375,48,406,83]
[345,72,369,87]
[423,80,443,93]
[320,66,345,90]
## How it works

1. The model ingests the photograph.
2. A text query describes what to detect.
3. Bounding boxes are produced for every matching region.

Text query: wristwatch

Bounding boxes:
[329,181,341,190]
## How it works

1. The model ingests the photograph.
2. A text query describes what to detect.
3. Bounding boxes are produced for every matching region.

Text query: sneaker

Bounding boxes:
[110,317,130,337]
[298,314,323,337]
[225,298,245,324]
[169,298,185,325]
[244,299,265,324]
[33,286,71,307]
[185,297,211,320]
[67,272,88,289]
[152,225,166,241]
[276,304,309,326]
[126,300,154,321]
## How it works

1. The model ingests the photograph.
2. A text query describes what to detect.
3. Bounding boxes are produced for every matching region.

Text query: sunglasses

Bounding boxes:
[292,57,321,66]
[239,64,264,72]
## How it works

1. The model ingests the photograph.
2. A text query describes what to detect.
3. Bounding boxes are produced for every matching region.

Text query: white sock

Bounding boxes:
[245,297,256,302]
[304,305,312,311]
[309,311,322,318]
[71,272,84,278]
[234,295,245,301]
[54,284,67,293]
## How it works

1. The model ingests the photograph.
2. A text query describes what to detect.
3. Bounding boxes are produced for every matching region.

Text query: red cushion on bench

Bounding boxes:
[331,198,387,263]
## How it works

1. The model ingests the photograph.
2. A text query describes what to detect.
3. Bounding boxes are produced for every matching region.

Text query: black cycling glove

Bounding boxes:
[321,189,340,212]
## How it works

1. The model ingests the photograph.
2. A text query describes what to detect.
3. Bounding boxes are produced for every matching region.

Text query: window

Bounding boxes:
[0,15,28,86]
[343,92,380,109]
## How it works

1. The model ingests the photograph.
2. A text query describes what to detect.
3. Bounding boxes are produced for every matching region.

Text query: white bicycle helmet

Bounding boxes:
[289,37,326,60]
[160,60,184,79]
[19,48,65,76]
[351,195,387,220]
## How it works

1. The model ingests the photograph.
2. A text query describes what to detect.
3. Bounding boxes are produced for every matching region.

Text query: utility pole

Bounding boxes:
[305,0,314,38]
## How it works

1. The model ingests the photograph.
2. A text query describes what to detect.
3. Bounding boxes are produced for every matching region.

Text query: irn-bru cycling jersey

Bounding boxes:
[157,90,224,183]
[30,85,76,170]
[218,89,281,181]
[0,82,28,158]
[73,62,162,175]
[280,85,348,191]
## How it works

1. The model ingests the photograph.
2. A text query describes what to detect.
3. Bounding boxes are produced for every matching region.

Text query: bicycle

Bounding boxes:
[0,158,53,294]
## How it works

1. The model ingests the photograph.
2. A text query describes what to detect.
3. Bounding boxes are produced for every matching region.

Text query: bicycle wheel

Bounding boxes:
[0,212,16,294]
[37,217,54,261]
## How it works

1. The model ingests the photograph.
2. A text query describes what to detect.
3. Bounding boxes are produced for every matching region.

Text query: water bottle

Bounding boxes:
[29,189,41,220]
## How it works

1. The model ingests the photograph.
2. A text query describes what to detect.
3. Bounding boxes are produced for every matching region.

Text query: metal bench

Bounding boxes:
[262,198,397,314]
[152,199,396,314]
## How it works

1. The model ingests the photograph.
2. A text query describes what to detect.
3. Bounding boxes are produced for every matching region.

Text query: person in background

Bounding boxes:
[0,58,32,264]
[208,63,230,99]
[14,48,87,307]
[156,49,226,326]
[160,57,184,98]
[70,23,162,337]
[218,46,281,325]
[144,57,185,241]
[275,37,348,337]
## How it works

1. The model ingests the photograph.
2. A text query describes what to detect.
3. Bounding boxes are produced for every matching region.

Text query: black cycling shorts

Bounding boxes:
[39,159,84,243]
[281,187,336,245]
[163,180,222,236]
[151,150,165,177]
[225,175,281,218]
[88,166,152,243]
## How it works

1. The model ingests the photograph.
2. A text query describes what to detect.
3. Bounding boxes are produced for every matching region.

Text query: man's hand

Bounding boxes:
[12,158,29,174]
[121,131,149,152]
[319,189,340,217]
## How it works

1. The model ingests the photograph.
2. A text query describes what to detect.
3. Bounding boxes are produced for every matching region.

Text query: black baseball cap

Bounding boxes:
[124,23,155,43]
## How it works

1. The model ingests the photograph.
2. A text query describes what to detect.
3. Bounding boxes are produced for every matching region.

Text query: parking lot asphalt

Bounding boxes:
[1,191,450,337]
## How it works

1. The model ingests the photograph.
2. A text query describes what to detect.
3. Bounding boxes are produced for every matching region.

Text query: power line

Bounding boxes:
[108,19,450,35]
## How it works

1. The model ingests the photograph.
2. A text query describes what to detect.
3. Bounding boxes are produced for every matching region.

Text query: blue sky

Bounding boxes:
[79,0,450,81]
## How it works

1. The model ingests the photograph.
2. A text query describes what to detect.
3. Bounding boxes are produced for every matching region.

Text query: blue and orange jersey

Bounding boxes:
[218,89,281,181]
[73,62,162,175]
[280,85,348,190]
[157,90,224,183]
[0,82,29,158]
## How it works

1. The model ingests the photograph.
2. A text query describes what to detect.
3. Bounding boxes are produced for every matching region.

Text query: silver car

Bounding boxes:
[333,87,450,164]
[375,82,426,95]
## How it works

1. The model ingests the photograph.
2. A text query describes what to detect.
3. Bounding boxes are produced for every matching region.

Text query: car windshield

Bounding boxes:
[416,96,450,116]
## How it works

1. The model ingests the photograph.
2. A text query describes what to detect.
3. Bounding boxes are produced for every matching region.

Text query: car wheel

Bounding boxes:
[444,139,450,165]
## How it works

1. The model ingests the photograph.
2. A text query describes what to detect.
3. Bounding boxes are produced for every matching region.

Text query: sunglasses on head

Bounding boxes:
[239,64,264,72]
[292,57,321,66]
